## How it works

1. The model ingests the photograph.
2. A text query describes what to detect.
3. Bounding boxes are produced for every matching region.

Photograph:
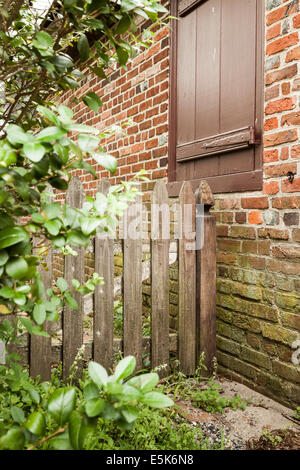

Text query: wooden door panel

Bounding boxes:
[195,0,221,140]
[177,10,197,146]
[192,156,220,179]
[218,149,254,176]
[220,0,256,133]
[171,0,263,191]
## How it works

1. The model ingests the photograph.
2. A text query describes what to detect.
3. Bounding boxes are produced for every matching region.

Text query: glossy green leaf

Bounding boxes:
[11,406,25,424]
[88,361,108,387]
[77,34,90,61]
[13,293,26,306]
[66,230,89,246]
[64,291,78,310]
[57,277,68,292]
[115,384,141,402]
[140,391,174,408]
[80,217,101,236]
[6,257,29,280]
[0,249,8,266]
[114,355,136,382]
[37,105,59,125]
[50,430,73,450]
[127,373,159,393]
[53,143,69,163]
[116,46,129,66]
[48,176,68,190]
[28,387,40,405]
[101,403,120,421]
[31,212,45,224]
[92,152,117,174]
[77,134,100,152]
[83,382,99,400]
[52,236,66,248]
[121,406,139,424]
[53,54,73,70]
[0,227,29,249]
[0,428,25,450]
[23,142,46,162]
[82,92,102,114]
[115,14,131,35]
[85,398,105,417]
[0,286,15,298]
[106,382,123,395]
[44,203,61,220]
[58,105,73,123]
[36,127,66,142]
[6,125,31,145]
[16,284,31,294]
[25,411,45,436]
[48,387,76,426]
[68,124,98,134]
[91,66,106,79]
[44,219,62,236]
[68,411,95,450]
[35,31,54,48]
[33,302,46,325]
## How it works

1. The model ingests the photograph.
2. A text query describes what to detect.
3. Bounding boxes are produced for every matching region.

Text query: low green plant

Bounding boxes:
[261,428,283,448]
[0,355,174,450]
[294,407,300,420]
[191,380,247,414]
[83,404,218,451]
[159,355,248,415]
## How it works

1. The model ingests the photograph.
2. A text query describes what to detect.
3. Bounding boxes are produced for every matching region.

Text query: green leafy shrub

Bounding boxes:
[0,355,174,450]
[0,0,168,355]
[84,406,213,451]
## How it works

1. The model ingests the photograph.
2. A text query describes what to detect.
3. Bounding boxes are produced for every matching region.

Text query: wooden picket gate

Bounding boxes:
[25,177,216,380]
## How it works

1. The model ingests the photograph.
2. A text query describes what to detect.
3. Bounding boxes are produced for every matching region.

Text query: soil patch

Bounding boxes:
[247,428,300,450]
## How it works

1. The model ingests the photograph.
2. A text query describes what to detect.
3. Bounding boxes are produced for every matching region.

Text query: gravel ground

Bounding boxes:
[176,377,299,450]
[196,421,246,450]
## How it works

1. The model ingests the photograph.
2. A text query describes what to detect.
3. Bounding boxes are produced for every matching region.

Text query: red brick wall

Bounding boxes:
[56,1,300,407]
[214,0,300,406]
[56,13,170,204]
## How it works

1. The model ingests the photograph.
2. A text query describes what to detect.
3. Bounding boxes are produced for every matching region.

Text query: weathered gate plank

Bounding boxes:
[178,181,196,375]
[151,181,170,377]
[123,192,143,370]
[30,242,53,381]
[195,180,216,374]
[63,177,85,378]
[94,179,114,370]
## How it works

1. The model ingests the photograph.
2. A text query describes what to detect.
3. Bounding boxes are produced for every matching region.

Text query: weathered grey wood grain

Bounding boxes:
[30,242,53,381]
[196,180,216,375]
[94,179,114,370]
[151,181,170,377]
[63,177,85,379]
[123,192,143,370]
[178,181,196,375]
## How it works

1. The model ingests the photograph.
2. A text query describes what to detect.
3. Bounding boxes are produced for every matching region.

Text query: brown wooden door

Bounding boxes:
[169,0,263,193]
